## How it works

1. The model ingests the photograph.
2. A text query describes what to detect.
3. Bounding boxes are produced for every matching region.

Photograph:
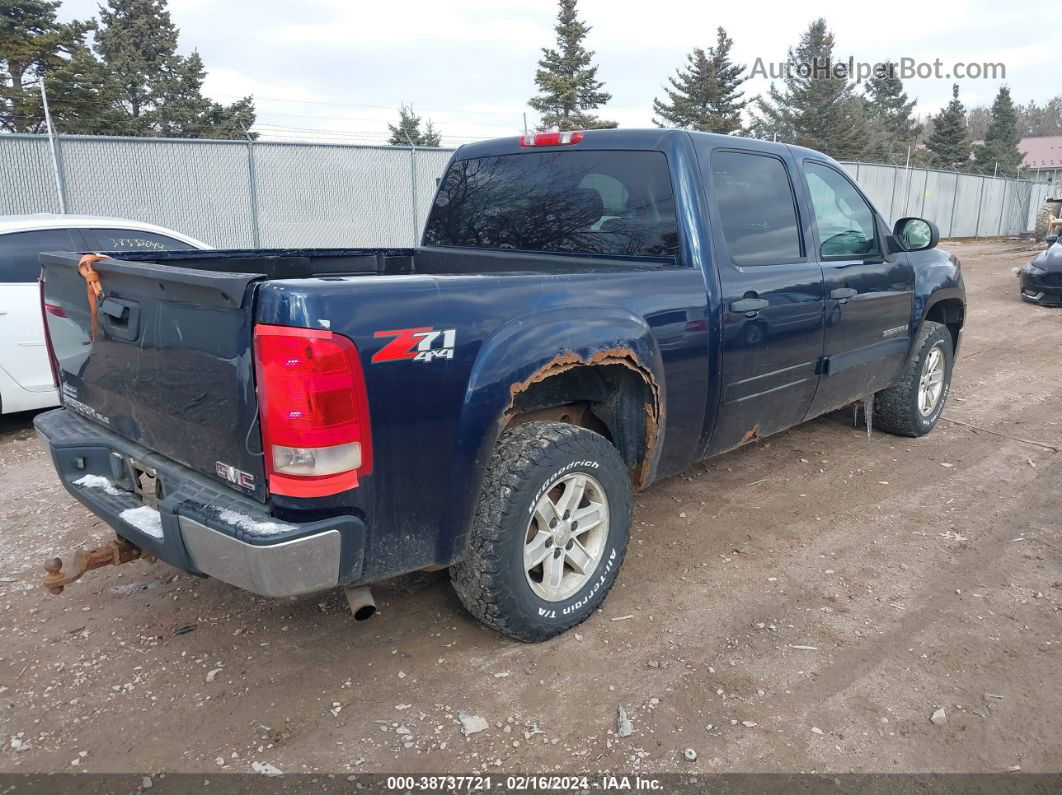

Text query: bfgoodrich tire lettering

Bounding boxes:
[874,320,954,437]
[450,421,631,642]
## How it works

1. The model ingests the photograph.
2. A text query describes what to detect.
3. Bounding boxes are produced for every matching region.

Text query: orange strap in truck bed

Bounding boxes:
[77,254,105,342]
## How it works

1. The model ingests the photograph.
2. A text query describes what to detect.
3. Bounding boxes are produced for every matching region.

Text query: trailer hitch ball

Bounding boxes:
[43,557,67,595]
[41,539,142,595]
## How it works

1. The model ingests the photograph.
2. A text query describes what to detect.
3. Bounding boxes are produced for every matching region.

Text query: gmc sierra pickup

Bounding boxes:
[35,129,965,641]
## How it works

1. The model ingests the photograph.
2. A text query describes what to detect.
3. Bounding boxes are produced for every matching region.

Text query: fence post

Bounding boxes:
[243,130,261,248]
[997,179,1008,236]
[889,164,899,221]
[919,169,929,217]
[947,170,959,237]
[40,77,67,213]
[973,176,986,236]
[1018,180,1033,234]
[410,145,418,246]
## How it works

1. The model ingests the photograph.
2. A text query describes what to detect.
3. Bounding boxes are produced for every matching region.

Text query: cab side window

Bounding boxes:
[85,228,194,252]
[709,150,804,266]
[0,228,81,283]
[802,162,880,258]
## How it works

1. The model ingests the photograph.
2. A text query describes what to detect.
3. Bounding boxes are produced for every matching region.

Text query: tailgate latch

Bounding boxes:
[42,538,143,595]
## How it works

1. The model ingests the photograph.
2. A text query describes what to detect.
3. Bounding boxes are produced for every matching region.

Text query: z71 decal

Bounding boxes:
[371,327,456,364]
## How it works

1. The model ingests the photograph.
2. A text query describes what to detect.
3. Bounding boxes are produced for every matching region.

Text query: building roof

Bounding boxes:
[1020,136,1062,170]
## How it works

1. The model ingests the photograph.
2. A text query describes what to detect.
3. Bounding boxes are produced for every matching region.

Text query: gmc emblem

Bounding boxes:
[216,461,255,490]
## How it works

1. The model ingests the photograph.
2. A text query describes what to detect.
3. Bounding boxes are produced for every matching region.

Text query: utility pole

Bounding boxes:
[39,76,66,214]
[240,122,261,248]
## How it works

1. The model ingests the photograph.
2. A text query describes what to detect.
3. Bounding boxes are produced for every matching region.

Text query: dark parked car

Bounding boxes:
[36,129,965,642]
[1018,234,1062,306]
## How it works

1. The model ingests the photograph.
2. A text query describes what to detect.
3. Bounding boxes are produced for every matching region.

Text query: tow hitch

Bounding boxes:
[42,538,143,595]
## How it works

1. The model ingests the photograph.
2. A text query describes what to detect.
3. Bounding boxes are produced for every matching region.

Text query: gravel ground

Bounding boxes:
[0,239,1059,776]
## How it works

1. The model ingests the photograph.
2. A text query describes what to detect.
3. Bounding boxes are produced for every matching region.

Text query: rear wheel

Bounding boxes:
[450,421,630,642]
[874,321,954,437]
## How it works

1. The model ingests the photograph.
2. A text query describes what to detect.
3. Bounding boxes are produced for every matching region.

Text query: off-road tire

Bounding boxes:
[450,421,631,642]
[874,321,954,437]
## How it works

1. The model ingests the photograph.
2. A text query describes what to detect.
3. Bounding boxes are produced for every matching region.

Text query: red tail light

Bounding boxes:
[39,277,60,389]
[253,325,373,497]
[519,131,585,147]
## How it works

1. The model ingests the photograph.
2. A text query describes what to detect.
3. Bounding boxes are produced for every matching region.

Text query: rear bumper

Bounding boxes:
[34,408,366,597]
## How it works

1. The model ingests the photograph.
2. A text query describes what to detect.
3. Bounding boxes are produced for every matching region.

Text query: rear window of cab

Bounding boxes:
[424,150,679,258]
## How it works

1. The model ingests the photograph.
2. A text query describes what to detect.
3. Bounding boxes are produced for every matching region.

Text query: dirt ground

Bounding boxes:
[0,239,1060,777]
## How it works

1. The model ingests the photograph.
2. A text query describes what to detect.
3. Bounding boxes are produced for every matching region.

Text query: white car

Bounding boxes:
[0,214,209,414]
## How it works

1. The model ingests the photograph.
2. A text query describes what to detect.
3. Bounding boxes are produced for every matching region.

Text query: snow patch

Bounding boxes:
[251,761,283,777]
[73,474,126,497]
[119,506,164,539]
[216,509,295,537]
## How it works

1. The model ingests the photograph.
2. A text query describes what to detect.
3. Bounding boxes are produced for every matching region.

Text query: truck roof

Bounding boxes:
[454,128,837,167]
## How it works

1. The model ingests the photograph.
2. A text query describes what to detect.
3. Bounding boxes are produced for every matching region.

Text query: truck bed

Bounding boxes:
[106,246,678,279]
[104,248,417,279]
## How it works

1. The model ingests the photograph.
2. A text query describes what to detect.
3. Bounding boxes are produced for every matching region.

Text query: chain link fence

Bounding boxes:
[0,132,1052,247]
[839,161,1052,239]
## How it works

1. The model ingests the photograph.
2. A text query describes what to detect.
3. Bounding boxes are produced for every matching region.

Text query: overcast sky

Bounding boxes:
[58,0,1061,147]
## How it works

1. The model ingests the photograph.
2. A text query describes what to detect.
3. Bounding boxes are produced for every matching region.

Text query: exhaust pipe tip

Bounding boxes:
[353,603,377,621]
[343,585,376,621]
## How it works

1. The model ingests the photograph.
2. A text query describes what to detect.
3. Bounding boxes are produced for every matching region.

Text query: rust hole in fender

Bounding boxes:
[506,347,662,490]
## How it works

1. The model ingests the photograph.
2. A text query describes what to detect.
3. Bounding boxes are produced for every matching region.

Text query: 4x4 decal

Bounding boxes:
[371,327,456,363]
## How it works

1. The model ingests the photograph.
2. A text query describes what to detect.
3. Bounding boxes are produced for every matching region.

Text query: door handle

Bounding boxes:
[100,297,140,341]
[731,297,769,313]
[101,298,129,322]
[830,287,858,300]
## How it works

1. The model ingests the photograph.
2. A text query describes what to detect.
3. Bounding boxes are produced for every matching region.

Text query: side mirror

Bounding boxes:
[893,217,940,252]
[1047,234,1059,247]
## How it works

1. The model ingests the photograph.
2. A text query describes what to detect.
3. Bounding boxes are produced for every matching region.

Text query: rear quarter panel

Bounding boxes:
[255,264,711,581]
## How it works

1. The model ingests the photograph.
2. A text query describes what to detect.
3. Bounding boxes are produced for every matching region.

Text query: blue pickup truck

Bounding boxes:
[35,129,965,641]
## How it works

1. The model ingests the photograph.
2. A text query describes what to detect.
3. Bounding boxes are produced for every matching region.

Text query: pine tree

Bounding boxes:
[968,97,1062,141]
[147,51,245,138]
[1016,97,1062,137]
[653,48,713,130]
[925,84,970,169]
[862,61,918,162]
[387,105,441,147]
[529,0,616,131]
[0,0,120,133]
[973,85,1022,175]
[94,0,254,138]
[652,27,747,133]
[748,18,866,159]
[94,0,176,126]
